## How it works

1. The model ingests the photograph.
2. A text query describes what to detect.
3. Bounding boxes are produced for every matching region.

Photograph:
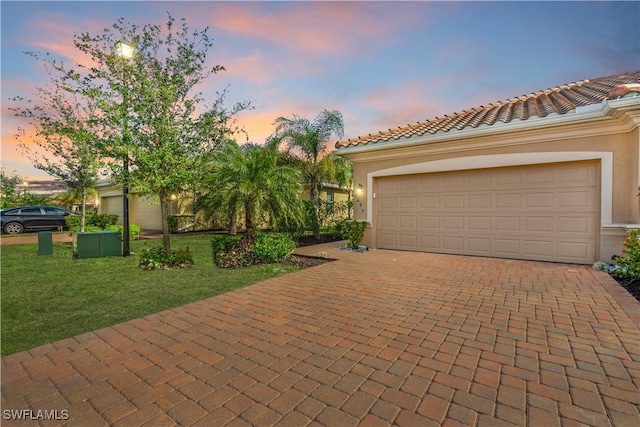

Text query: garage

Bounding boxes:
[375,161,598,264]
[100,196,123,223]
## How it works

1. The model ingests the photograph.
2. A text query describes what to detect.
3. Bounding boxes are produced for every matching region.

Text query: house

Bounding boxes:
[96,182,179,231]
[335,71,640,264]
[96,181,350,232]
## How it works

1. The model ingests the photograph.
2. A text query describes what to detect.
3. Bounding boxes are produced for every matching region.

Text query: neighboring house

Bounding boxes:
[335,71,640,265]
[96,181,350,231]
[96,181,179,231]
[300,183,350,203]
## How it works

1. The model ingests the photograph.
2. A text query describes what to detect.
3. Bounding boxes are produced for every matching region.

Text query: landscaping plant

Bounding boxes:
[606,229,640,279]
[254,232,297,263]
[338,220,368,249]
[139,246,194,270]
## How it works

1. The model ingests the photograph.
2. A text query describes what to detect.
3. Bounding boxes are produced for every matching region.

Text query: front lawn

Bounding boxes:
[0,233,298,355]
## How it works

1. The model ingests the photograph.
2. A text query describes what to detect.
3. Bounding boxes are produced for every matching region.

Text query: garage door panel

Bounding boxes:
[468,238,491,252]
[469,194,491,208]
[420,216,439,229]
[379,215,397,228]
[557,191,593,209]
[399,234,418,248]
[442,236,464,250]
[443,216,464,230]
[379,234,397,246]
[495,239,520,255]
[421,196,440,209]
[443,175,464,189]
[399,197,418,209]
[469,172,492,188]
[444,195,464,209]
[494,169,522,187]
[525,217,554,232]
[376,161,598,264]
[420,235,439,249]
[495,216,520,231]
[557,241,593,260]
[379,197,397,210]
[399,216,417,228]
[526,193,554,208]
[468,216,491,231]
[496,194,521,208]
[558,217,591,233]
[525,240,553,257]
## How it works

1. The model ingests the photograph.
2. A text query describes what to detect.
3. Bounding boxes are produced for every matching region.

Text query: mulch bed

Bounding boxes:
[614,277,640,303]
[281,254,334,269]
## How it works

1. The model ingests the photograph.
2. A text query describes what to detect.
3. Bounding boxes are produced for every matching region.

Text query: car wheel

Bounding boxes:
[4,222,24,234]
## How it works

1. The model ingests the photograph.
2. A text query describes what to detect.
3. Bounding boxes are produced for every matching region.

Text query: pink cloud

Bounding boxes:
[200,2,424,55]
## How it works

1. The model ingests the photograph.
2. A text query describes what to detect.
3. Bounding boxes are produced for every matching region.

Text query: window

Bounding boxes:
[21,208,42,216]
[327,191,334,214]
[43,207,66,215]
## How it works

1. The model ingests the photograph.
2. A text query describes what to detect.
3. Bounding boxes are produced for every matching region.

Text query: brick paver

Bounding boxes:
[2,242,639,426]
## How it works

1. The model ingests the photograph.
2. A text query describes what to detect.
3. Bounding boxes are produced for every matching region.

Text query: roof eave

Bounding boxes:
[335,96,640,157]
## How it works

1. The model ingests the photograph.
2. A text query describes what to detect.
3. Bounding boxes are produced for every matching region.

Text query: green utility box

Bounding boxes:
[75,231,122,259]
[37,231,53,255]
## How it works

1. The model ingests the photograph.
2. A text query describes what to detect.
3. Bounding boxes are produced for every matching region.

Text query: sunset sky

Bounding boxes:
[2,1,639,180]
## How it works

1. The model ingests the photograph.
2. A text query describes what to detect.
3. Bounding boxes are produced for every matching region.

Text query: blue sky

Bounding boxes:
[2,1,639,180]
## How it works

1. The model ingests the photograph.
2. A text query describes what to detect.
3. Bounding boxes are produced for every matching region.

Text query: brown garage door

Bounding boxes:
[376,161,598,264]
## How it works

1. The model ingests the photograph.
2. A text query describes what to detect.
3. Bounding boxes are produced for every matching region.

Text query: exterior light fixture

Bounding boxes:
[115,40,135,60]
[116,39,135,257]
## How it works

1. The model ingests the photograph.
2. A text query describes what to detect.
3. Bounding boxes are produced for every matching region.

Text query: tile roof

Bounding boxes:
[336,71,640,149]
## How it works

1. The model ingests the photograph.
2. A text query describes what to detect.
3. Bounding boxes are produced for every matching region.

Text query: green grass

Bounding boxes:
[1,233,297,355]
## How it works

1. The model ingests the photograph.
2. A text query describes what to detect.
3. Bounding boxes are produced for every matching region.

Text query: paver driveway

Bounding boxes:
[2,243,639,427]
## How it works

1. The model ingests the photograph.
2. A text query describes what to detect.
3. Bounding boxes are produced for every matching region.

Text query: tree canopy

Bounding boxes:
[14,13,250,251]
[273,109,352,238]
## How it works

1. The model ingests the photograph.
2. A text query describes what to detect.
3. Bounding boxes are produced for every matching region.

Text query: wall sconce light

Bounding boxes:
[355,183,364,196]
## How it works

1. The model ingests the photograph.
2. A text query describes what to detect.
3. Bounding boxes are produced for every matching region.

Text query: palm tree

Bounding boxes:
[274,109,352,239]
[202,139,304,251]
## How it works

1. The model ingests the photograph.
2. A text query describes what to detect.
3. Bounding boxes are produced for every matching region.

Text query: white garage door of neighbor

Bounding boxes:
[376,161,598,264]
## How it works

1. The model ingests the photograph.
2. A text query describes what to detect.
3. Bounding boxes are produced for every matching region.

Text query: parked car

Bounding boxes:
[1,205,77,234]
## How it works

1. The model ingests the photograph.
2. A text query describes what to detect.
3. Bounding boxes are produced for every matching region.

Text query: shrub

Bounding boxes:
[254,232,296,263]
[106,224,141,240]
[168,215,179,233]
[337,220,368,248]
[92,214,119,229]
[211,234,242,262]
[610,229,640,279]
[66,213,119,232]
[139,246,194,270]
[65,215,81,231]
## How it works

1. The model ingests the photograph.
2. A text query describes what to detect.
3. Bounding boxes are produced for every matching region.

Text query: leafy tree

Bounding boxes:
[201,139,304,259]
[273,109,353,239]
[0,171,22,208]
[11,69,103,231]
[45,14,248,252]
[0,170,50,209]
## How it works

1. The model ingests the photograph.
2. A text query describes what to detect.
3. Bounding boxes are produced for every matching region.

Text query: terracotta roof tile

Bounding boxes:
[336,71,640,149]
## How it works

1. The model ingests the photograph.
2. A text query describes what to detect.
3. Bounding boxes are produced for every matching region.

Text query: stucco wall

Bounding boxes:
[343,115,639,262]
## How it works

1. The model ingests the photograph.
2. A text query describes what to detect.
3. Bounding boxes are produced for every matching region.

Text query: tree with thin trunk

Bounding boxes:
[43,14,249,253]
[203,138,304,256]
[273,109,352,239]
[11,72,103,232]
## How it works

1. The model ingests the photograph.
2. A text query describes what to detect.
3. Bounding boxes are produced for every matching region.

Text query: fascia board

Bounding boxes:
[336,97,640,158]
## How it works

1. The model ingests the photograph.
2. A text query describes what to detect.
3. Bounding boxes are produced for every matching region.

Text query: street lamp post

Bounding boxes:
[116,40,134,257]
